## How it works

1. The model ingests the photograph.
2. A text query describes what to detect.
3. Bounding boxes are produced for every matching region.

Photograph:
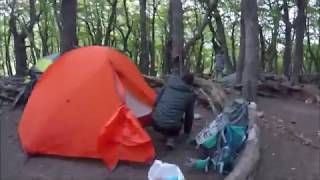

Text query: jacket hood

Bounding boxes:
[167,75,193,92]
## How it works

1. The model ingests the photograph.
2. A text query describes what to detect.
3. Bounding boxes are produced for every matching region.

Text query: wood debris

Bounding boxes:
[0,77,27,107]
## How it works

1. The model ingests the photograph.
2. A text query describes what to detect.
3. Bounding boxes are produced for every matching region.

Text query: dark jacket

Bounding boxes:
[152,75,195,134]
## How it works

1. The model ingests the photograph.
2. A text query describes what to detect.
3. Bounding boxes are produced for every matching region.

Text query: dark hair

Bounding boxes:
[182,73,194,85]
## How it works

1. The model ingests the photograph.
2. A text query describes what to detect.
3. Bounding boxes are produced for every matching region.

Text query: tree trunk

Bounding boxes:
[241,0,260,101]
[28,31,40,64]
[208,21,220,74]
[13,34,28,76]
[60,0,77,54]
[139,0,149,74]
[160,33,166,76]
[196,35,204,74]
[94,1,103,45]
[184,0,217,69]
[9,3,27,76]
[306,17,318,72]
[52,0,63,51]
[4,28,13,76]
[258,25,265,71]
[265,1,280,73]
[212,4,233,73]
[104,0,118,46]
[164,34,172,75]
[283,0,292,78]
[236,14,246,84]
[38,11,49,56]
[231,22,237,69]
[164,3,174,75]
[169,0,184,75]
[9,0,39,76]
[122,0,132,56]
[291,0,307,85]
[133,29,140,65]
[150,0,158,76]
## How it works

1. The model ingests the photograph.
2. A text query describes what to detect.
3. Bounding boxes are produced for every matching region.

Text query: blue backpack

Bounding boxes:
[192,98,249,175]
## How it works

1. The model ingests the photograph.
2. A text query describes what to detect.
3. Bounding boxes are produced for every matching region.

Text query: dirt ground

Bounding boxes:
[255,96,320,180]
[0,104,223,180]
[1,95,319,180]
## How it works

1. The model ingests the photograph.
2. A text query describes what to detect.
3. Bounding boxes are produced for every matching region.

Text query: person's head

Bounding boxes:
[182,73,194,85]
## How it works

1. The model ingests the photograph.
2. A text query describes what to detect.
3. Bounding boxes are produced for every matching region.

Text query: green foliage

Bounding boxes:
[0,0,319,77]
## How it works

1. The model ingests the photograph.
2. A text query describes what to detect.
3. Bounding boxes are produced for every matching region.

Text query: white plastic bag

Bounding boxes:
[148,160,185,180]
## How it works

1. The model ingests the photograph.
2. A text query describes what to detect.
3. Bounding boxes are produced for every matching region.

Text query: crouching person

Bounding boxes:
[152,73,196,149]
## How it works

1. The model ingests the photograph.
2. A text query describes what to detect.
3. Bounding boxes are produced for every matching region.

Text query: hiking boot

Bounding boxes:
[166,137,175,149]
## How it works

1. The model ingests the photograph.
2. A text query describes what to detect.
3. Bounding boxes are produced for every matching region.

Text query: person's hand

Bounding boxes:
[185,157,197,167]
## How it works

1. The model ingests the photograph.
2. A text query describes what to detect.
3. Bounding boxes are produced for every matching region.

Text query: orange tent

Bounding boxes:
[18,46,156,170]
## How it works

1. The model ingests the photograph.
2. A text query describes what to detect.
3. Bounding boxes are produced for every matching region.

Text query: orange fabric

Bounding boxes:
[97,105,155,170]
[18,46,156,168]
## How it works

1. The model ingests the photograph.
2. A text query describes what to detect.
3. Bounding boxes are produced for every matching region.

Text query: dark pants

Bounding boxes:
[153,122,181,137]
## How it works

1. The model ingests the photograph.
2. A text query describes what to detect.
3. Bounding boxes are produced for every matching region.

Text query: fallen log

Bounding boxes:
[194,77,226,112]
[198,88,217,114]
[0,94,15,102]
[301,73,320,83]
[143,75,165,88]
[225,123,260,180]
[225,103,261,180]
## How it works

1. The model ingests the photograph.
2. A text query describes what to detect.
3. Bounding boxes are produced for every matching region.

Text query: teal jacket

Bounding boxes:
[152,75,195,133]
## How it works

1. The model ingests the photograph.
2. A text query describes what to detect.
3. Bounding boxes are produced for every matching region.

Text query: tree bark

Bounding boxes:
[139,0,149,74]
[28,31,40,64]
[52,0,63,51]
[265,1,280,73]
[306,17,319,72]
[208,20,221,74]
[119,0,133,57]
[169,0,184,75]
[236,13,246,84]
[185,0,217,60]
[212,3,233,73]
[60,0,77,54]
[282,0,292,78]
[38,13,49,56]
[9,0,39,76]
[4,28,13,76]
[196,35,204,74]
[241,0,260,101]
[291,0,307,85]
[231,22,237,69]
[150,0,159,76]
[94,1,103,45]
[258,25,265,71]
[104,0,118,46]
[12,33,27,77]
